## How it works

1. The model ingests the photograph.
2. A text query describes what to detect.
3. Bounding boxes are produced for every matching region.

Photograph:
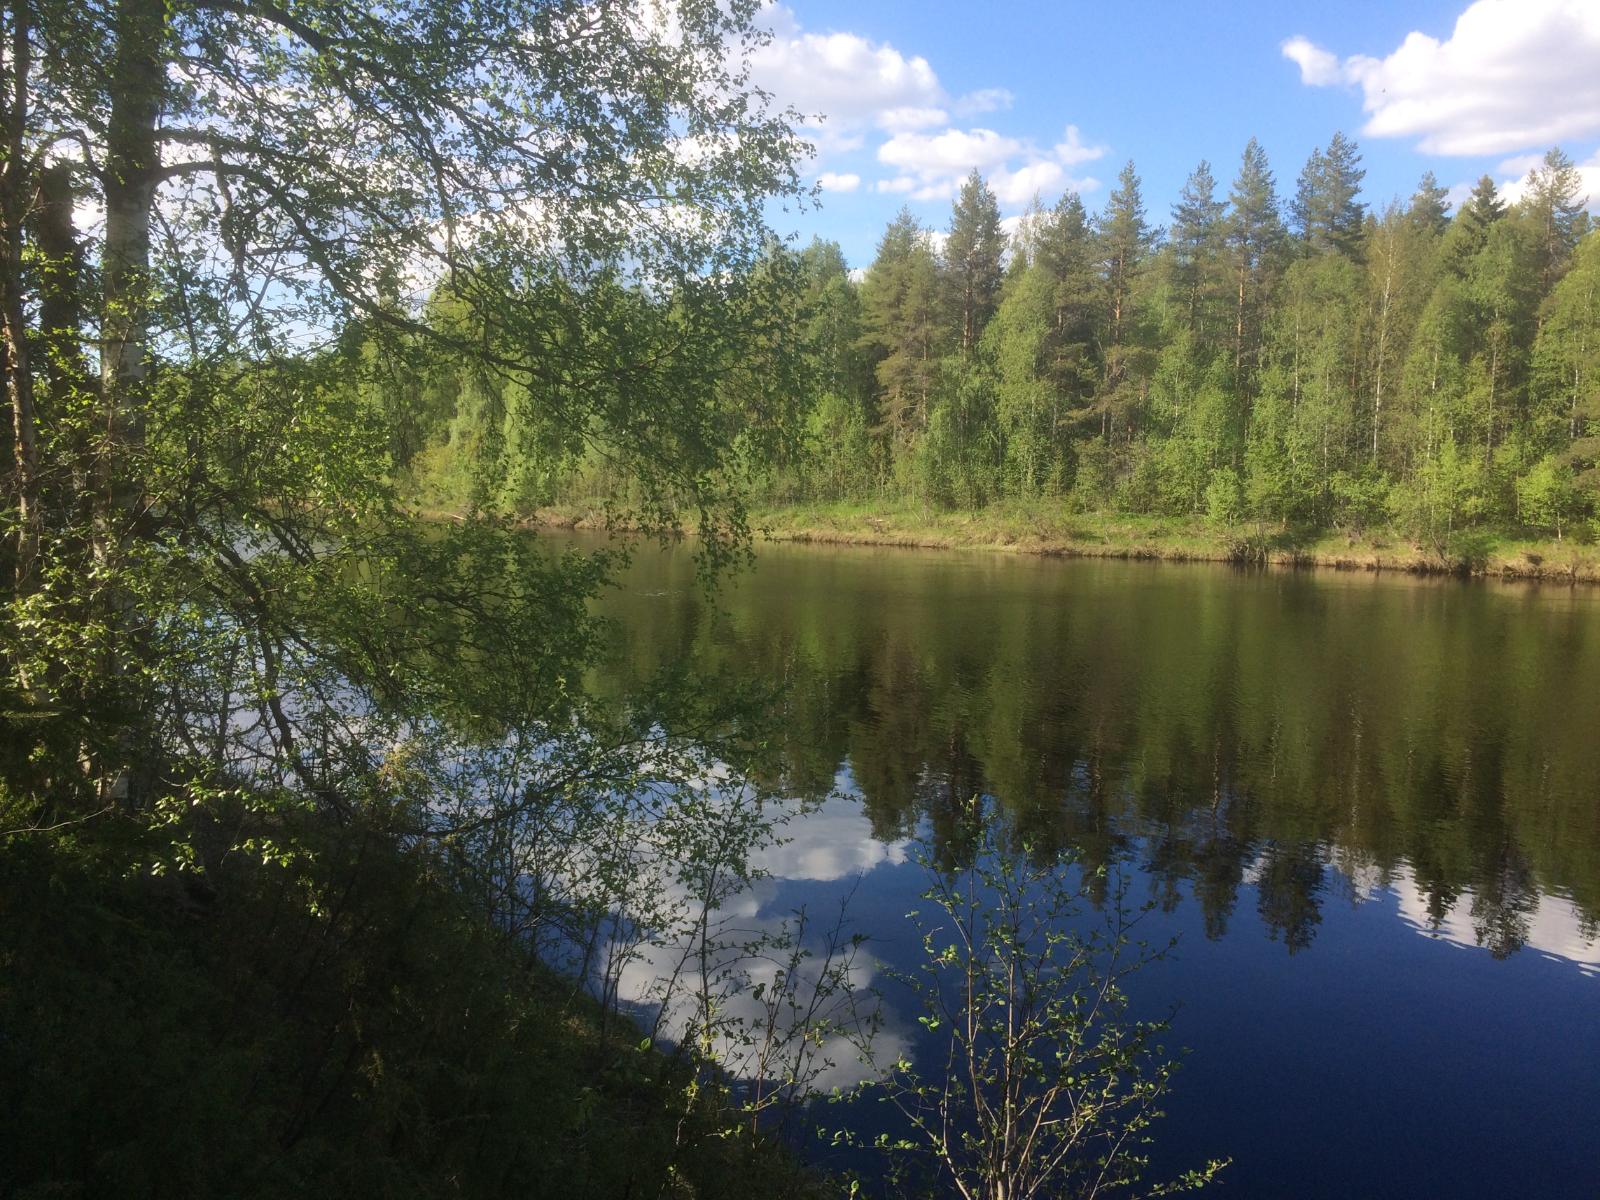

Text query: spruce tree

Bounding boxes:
[945,170,1007,357]
[860,208,944,441]
[1171,160,1227,344]
[1226,138,1285,378]
[1531,230,1600,444]
[1291,132,1365,258]
[799,238,870,415]
[1464,174,1509,226]
[1290,147,1327,244]
[1035,192,1101,408]
[1097,160,1155,389]
[1521,147,1588,295]
[1408,171,1452,236]
[1442,175,1507,274]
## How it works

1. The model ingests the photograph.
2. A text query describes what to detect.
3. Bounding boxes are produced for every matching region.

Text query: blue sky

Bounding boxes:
[746,0,1600,266]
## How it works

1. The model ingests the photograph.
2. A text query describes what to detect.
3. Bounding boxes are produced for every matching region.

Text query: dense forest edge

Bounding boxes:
[390,144,1600,582]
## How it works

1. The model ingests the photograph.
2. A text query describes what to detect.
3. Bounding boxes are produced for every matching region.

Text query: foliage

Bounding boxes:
[0,2,848,1196]
[842,814,1225,1200]
[404,135,1600,551]
[0,799,828,1200]
[1517,455,1577,538]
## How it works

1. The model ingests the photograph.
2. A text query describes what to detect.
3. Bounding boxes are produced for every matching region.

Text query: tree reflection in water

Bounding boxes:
[584,535,1600,964]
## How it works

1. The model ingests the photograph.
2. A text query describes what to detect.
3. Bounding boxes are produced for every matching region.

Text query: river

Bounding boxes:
[578,533,1600,1198]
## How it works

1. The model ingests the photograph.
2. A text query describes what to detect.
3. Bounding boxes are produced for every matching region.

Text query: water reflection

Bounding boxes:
[585,535,1600,967]
[572,536,1600,1196]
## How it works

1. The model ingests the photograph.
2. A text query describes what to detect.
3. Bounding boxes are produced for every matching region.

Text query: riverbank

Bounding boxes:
[0,802,825,1200]
[527,500,1600,584]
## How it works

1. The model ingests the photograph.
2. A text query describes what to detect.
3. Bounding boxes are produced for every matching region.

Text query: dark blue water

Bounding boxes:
[588,536,1600,1198]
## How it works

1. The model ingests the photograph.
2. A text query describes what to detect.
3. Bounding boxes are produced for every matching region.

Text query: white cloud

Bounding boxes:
[1052,124,1107,167]
[750,793,910,882]
[810,129,867,158]
[993,160,1064,206]
[954,87,1014,116]
[750,4,944,134]
[1496,152,1545,176]
[1281,34,1342,86]
[747,4,1083,195]
[1283,0,1600,155]
[880,126,1025,179]
[877,105,950,132]
[876,124,1104,206]
[605,788,915,1092]
[1388,862,1599,976]
[747,5,1104,212]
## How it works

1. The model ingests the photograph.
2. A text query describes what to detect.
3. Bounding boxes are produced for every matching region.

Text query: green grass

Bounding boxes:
[740,499,1600,581]
[426,493,1600,581]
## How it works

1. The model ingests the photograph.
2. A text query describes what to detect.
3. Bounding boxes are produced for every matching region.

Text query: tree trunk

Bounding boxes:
[98,0,165,561]
[2,0,39,588]
[36,163,92,399]
[1374,262,1392,462]
[1234,262,1247,376]
[95,0,166,803]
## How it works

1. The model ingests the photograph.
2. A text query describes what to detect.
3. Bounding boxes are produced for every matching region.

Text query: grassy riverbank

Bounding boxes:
[529,500,1600,583]
[0,804,823,1200]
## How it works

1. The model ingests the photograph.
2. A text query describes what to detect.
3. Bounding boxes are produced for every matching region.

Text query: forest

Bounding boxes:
[3,0,1596,1197]
[391,140,1600,565]
[0,2,1221,1196]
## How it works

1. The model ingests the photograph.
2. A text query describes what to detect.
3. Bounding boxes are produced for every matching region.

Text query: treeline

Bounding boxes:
[396,138,1599,550]
[788,140,1599,545]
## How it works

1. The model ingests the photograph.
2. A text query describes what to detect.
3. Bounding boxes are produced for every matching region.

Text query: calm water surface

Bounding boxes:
[581,534,1600,1198]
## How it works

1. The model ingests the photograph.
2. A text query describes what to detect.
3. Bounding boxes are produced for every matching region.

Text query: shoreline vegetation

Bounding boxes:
[396,156,1600,592]
[511,502,1600,584]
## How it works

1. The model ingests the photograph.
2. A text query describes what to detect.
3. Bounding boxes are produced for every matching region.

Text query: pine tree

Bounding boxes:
[1408,171,1452,236]
[1170,160,1227,345]
[860,208,944,442]
[945,170,1006,357]
[1291,132,1366,258]
[1226,138,1285,379]
[1520,147,1588,296]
